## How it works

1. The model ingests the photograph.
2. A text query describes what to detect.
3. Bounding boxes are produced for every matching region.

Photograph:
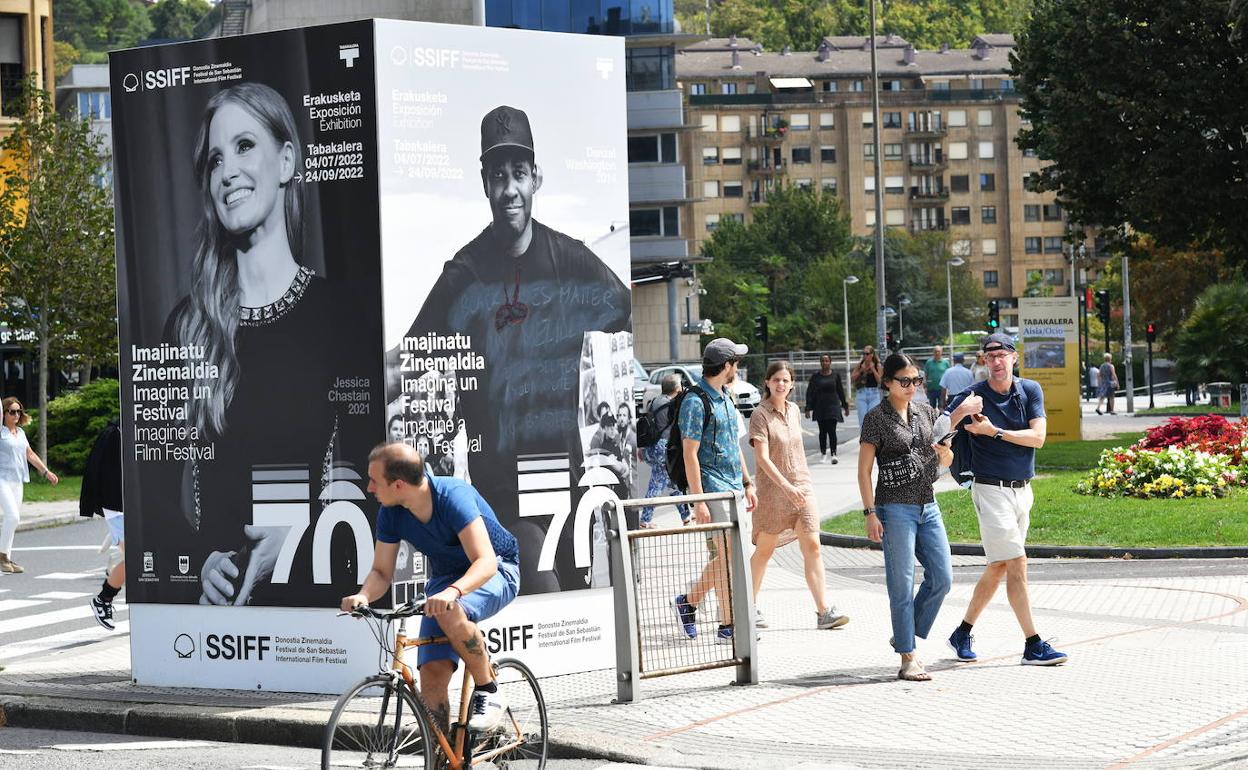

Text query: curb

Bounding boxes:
[818,532,1248,560]
[16,512,81,533]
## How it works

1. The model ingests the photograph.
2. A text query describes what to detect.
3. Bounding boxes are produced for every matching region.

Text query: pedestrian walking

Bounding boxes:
[851,346,883,431]
[81,419,124,629]
[971,352,990,383]
[1095,353,1119,415]
[751,361,849,632]
[672,338,758,643]
[0,397,59,574]
[939,352,975,410]
[943,333,1068,666]
[637,374,690,528]
[805,354,849,464]
[858,354,953,681]
[923,346,951,409]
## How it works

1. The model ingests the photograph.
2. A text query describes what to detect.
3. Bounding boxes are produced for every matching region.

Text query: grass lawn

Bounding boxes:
[823,430,1248,547]
[1138,404,1240,416]
[21,475,82,503]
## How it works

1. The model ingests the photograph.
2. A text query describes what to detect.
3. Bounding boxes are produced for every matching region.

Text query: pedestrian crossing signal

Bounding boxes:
[987,300,1000,330]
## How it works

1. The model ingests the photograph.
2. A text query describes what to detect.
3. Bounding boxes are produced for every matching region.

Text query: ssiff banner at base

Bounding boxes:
[111,20,628,693]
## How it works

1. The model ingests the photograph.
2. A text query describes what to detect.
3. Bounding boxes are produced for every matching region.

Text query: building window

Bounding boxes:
[627,133,677,164]
[865,209,876,226]
[950,175,969,193]
[885,208,905,225]
[969,78,985,90]
[1023,147,1038,158]
[850,80,865,92]
[884,143,903,159]
[1043,203,1063,221]
[947,109,967,127]
[979,173,996,191]
[978,141,994,159]
[883,111,902,128]
[1045,268,1065,285]
[863,143,875,159]
[882,80,902,92]
[626,47,675,91]
[77,91,112,120]
[822,177,838,193]
[819,112,835,128]
[700,115,717,132]
[631,206,680,237]
[690,82,707,95]
[721,115,741,133]
[885,175,905,194]
[702,147,719,164]
[862,111,874,126]
[948,142,968,160]
[822,80,837,92]
[795,178,812,190]
[1024,172,1040,191]
[820,145,837,163]
[724,180,743,197]
[726,213,745,224]
[977,109,993,126]
[981,205,997,224]
[952,239,972,256]
[931,81,950,91]
[983,270,999,288]
[1025,237,1042,254]
[721,82,738,94]
[1024,204,1041,222]
[1001,79,1016,91]
[1043,236,1064,253]
[792,146,812,164]
[722,146,742,165]
[951,207,971,225]
[703,180,720,198]
[982,238,998,255]
[865,176,876,193]
[790,113,810,131]
[705,213,720,232]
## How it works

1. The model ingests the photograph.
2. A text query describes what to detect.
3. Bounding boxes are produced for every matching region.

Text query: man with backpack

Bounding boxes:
[942,333,1068,666]
[670,338,757,643]
[636,374,690,528]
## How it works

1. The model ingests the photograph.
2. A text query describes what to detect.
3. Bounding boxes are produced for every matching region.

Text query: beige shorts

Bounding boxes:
[971,482,1033,563]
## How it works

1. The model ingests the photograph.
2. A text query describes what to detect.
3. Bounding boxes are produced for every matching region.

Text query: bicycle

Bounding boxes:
[322,598,548,769]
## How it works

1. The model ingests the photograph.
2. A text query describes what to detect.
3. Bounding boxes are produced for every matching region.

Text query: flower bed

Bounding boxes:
[1075,416,1248,499]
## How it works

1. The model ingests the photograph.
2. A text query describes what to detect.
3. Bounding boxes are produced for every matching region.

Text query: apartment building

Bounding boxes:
[677,33,1088,328]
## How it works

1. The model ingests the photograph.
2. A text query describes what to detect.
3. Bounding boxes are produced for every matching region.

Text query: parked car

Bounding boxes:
[642,363,761,415]
[631,358,651,413]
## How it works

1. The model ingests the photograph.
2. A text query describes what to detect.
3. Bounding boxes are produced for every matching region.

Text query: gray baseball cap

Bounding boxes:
[703,337,748,365]
[982,333,1016,352]
[952,352,965,362]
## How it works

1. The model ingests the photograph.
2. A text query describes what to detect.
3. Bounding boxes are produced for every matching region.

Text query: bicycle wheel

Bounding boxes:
[323,674,436,769]
[472,657,548,770]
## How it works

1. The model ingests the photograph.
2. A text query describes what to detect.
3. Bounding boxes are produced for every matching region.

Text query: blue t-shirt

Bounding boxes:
[375,476,520,579]
[945,377,1046,480]
[676,378,742,493]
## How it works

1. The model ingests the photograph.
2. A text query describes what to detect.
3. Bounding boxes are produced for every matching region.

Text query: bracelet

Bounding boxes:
[743,479,753,488]
[42,468,50,479]
[448,585,463,598]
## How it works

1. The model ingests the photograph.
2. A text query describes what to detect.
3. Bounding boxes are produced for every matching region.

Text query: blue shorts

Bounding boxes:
[417,560,520,669]
[104,509,124,547]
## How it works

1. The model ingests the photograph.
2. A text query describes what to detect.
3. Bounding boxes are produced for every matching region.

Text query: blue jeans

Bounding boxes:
[640,439,690,524]
[876,502,953,654]
[856,386,882,431]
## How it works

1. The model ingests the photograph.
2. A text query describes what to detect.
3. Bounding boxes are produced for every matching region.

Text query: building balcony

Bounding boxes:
[908,157,947,172]
[904,124,947,138]
[909,188,949,202]
[909,221,948,233]
[746,126,787,143]
[630,236,690,262]
[747,159,786,175]
[627,90,684,130]
[628,164,688,204]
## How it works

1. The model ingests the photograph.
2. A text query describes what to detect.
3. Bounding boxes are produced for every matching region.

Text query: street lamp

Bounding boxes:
[898,295,912,344]
[843,275,859,390]
[946,255,965,350]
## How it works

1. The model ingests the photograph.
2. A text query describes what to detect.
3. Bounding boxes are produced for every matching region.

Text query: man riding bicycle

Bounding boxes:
[341,442,521,732]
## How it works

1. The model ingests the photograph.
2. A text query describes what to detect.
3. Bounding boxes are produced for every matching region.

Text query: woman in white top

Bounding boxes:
[0,397,60,573]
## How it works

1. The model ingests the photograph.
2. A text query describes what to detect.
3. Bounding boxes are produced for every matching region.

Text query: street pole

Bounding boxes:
[1122,255,1134,413]
[946,256,964,351]
[1147,335,1155,409]
[843,277,855,396]
[869,0,887,353]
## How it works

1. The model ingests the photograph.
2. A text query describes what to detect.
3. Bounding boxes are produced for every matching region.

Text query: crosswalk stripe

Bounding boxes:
[13,545,105,551]
[0,620,129,662]
[34,572,98,580]
[0,599,47,613]
[0,605,93,635]
[49,740,217,752]
[30,591,93,600]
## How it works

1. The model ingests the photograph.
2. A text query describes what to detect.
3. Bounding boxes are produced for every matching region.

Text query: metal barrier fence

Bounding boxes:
[605,491,757,703]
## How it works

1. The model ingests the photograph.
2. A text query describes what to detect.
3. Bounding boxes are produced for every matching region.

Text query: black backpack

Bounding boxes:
[635,398,672,448]
[945,379,1031,488]
[664,386,714,492]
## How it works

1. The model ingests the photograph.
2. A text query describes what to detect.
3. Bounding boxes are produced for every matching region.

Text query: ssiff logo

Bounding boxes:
[143,551,154,573]
[340,44,360,68]
[174,633,195,659]
[178,555,190,575]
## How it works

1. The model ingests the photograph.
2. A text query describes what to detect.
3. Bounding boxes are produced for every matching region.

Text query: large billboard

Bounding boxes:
[111,20,628,692]
[1019,297,1081,442]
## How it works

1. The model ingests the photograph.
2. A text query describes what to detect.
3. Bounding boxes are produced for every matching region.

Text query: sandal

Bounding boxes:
[898,658,932,682]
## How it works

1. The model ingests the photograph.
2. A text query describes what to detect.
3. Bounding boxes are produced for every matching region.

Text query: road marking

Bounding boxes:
[0,605,92,635]
[30,591,93,600]
[0,620,129,662]
[0,599,46,613]
[0,749,41,754]
[48,740,218,752]
[34,572,98,580]
[13,545,106,551]
[1107,705,1248,768]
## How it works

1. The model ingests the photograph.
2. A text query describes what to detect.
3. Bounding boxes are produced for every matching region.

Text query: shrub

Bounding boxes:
[26,379,120,475]
[1137,415,1248,465]
[1074,445,1242,499]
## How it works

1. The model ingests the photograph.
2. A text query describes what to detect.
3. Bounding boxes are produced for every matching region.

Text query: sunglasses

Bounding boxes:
[890,376,925,388]
[5,408,22,415]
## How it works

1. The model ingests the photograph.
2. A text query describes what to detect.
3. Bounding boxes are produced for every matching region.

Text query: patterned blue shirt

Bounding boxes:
[676,377,742,493]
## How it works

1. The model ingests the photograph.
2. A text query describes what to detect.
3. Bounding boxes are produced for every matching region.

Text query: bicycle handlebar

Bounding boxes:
[338,598,427,620]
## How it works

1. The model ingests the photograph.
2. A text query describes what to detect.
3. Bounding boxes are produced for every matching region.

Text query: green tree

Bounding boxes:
[53,0,153,54]
[0,77,116,459]
[1123,239,1242,352]
[149,0,212,40]
[52,41,82,79]
[1173,282,1248,389]
[874,229,988,345]
[1014,0,1248,268]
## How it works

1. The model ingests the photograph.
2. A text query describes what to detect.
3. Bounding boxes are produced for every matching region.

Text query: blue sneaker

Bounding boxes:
[673,594,697,639]
[715,624,733,644]
[1022,637,1068,666]
[947,626,977,661]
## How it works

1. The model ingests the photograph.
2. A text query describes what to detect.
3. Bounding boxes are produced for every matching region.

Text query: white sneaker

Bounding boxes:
[467,687,507,731]
[755,608,768,628]
[820,453,831,465]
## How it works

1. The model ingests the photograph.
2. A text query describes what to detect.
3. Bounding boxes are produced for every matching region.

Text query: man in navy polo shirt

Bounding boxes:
[341,442,521,731]
[942,333,1068,666]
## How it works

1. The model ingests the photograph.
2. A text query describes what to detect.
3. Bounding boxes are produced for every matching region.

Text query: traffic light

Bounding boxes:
[986,300,1000,330]
[754,314,768,342]
[1146,322,1156,344]
[1096,290,1111,324]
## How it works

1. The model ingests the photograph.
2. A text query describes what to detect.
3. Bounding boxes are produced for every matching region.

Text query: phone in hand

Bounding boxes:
[937,430,958,445]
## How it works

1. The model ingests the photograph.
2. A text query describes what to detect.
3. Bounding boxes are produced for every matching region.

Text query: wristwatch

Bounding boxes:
[993,429,1004,440]
[863,507,876,517]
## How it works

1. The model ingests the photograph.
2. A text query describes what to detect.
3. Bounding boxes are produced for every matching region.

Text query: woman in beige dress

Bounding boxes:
[748,361,848,631]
